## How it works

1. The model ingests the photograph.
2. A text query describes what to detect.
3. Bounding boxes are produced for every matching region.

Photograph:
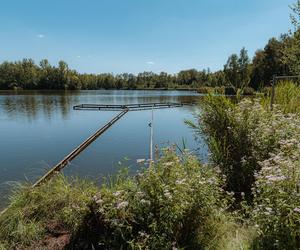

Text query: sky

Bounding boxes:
[0,0,294,74]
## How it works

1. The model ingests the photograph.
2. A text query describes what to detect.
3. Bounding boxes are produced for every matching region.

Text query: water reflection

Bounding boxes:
[0,90,200,121]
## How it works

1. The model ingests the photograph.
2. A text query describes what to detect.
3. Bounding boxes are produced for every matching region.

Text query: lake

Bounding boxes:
[0,90,207,207]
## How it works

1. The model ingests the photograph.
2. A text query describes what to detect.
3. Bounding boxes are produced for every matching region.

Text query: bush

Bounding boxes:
[85,149,233,249]
[251,118,300,249]
[189,91,300,248]
[189,96,295,202]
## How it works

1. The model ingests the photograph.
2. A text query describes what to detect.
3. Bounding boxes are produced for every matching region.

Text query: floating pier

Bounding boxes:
[73,102,183,111]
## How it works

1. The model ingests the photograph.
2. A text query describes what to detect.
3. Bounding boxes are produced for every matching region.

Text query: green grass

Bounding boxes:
[0,176,97,249]
[262,81,300,113]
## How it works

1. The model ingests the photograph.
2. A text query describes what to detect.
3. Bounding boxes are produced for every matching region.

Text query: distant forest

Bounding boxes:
[1,5,300,91]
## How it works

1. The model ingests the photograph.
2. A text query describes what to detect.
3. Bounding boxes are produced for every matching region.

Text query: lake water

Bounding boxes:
[0,90,207,207]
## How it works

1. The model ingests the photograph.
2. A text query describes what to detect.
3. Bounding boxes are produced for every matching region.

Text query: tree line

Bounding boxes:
[1,1,300,91]
[0,58,227,90]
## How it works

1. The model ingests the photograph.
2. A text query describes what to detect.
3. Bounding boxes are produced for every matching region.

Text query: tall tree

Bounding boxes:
[238,47,250,88]
[224,54,240,89]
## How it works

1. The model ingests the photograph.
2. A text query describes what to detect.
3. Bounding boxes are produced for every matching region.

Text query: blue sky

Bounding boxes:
[0,0,293,74]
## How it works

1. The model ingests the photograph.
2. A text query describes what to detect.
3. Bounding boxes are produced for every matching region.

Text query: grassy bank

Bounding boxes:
[1,81,300,249]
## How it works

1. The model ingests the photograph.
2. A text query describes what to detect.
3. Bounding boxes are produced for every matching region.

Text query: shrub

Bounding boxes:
[188,96,294,202]
[251,118,300,249]
[189,91,300,248]
[75,149,234,249]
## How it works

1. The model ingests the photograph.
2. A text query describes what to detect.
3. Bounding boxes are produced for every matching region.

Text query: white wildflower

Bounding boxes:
[113,191,123,197]
[294,207,300,213]
[265,207,273,213]
[175,179,186,185]
[117,201,129,209]
[265,175,287,182]
[140,199,151,205]
[163,162,174,167]
[164,190,172,199]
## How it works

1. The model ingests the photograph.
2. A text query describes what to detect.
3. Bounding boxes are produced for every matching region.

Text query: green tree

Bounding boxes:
[224,53,240,89]
[224,48,250,90]
[238,47,250,88]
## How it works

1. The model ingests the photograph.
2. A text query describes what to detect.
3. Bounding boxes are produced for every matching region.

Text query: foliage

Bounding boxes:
[273,81,300,113]
[224,48,250,90]
[251,133,300,249]
[290,0,300,29]
[0,176,97,248]
[86,150,236,249]
[0,59,229,90]
[0,150,251,249]
[197,86,225,94]
[189,95,298,202]
[189,82,300,249]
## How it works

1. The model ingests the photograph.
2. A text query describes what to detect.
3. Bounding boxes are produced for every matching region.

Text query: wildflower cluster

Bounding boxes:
[90,149,230,249]
[252,131,300,249]
[193,92,300,249]
[192,96,285,200]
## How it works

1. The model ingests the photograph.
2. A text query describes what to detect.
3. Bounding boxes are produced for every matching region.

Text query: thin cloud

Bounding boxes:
[146,61,155,65]
[76,55,81,58]
[36,34,45,38]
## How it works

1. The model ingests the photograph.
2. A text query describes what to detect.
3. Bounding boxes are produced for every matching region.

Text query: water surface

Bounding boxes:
[0,90,207,207]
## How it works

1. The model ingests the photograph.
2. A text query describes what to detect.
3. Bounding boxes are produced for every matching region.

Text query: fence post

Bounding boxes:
[270,75,276,111]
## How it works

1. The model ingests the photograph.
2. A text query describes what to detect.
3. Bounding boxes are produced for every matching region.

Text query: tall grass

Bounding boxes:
[262,81,300,113]
[0,176,97,249]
